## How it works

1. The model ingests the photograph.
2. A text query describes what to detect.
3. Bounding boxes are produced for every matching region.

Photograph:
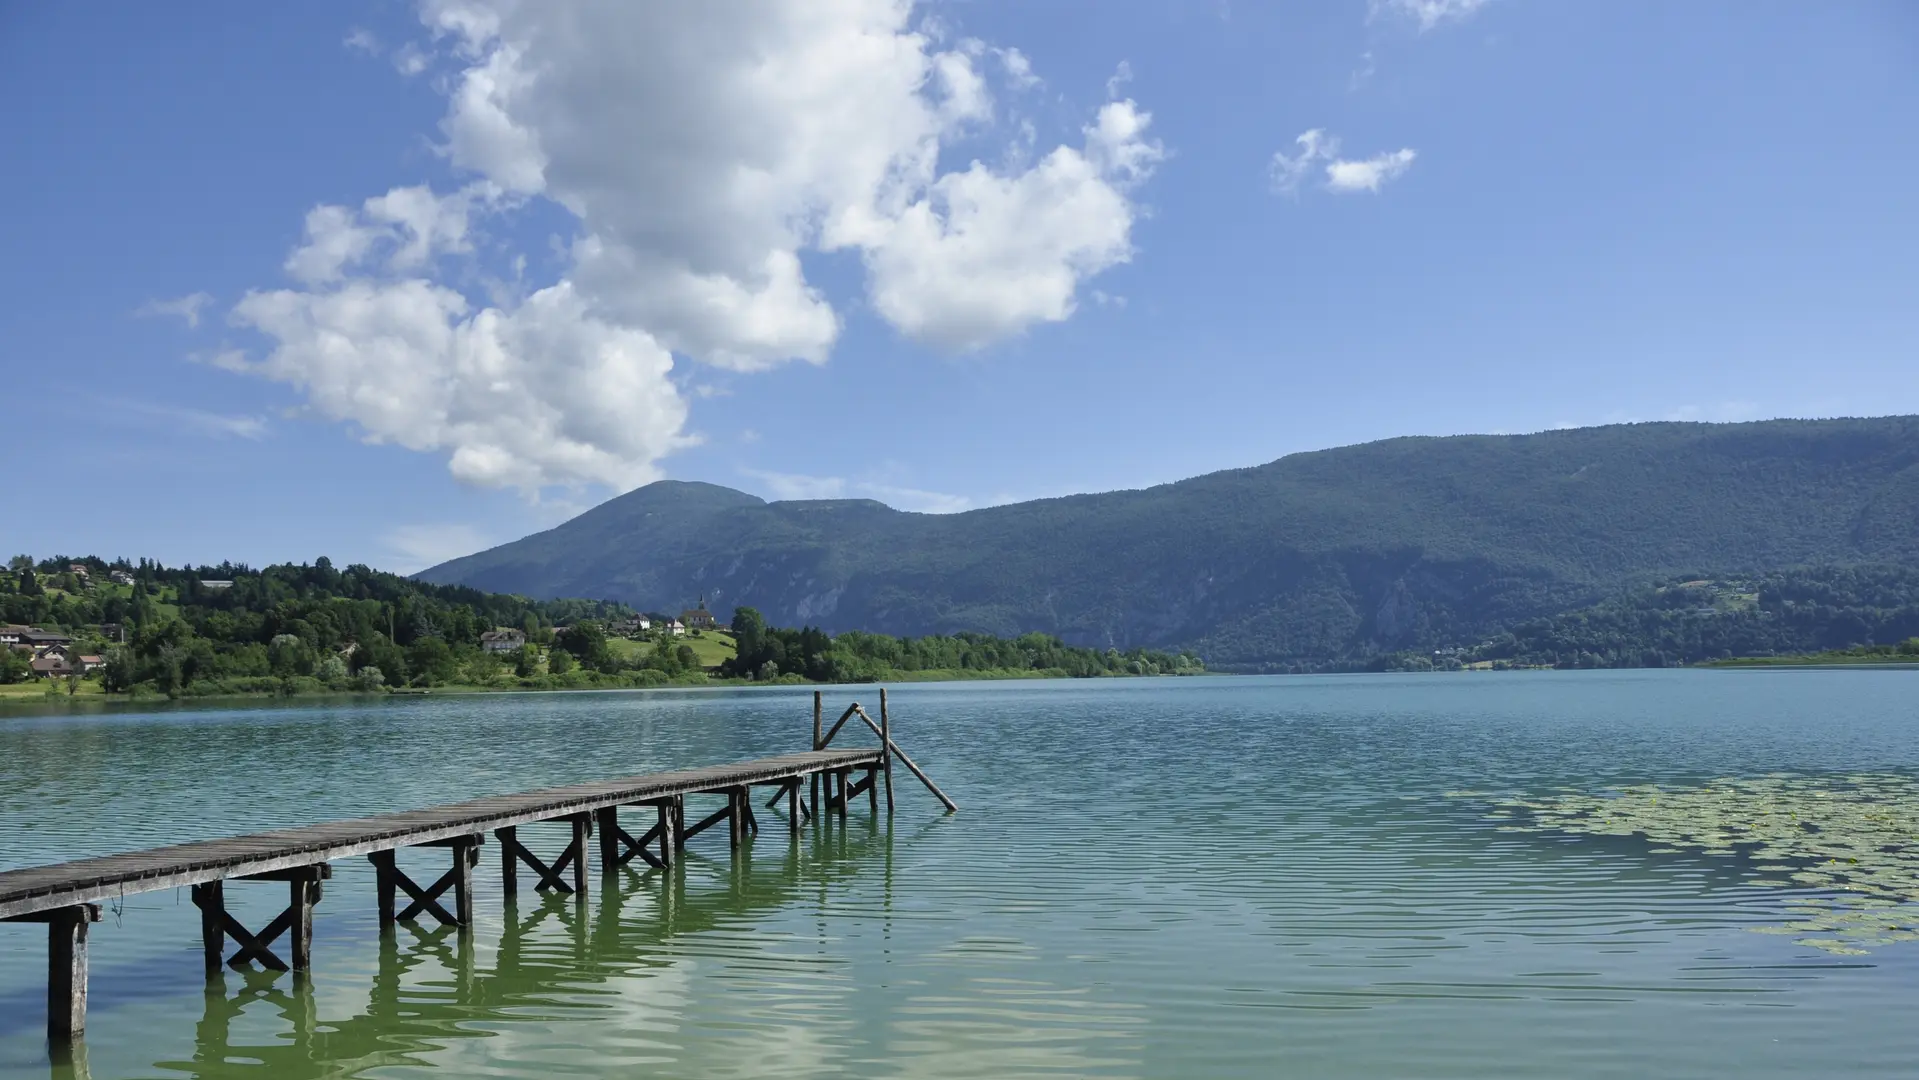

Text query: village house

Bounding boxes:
[67,564,90,579]
[199,579,234,590]
[480,628,527,654]
[0,625,28,648]
[109,570,135,586]
[610,615,651,635]
[31,645,78,678]
[663,619,686,637]
[16,629,71,650]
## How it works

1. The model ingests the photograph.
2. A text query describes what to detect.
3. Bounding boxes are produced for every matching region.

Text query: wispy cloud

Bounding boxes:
[134,292,213,328]
[343,25,430,77]
[859,483,973,515]
[738,468,975,513]
[740,469,849,501]
[383,523,490,575]
[1371,0,1491,32]
[392,43,429,77]
[1271,130,1416,196]
[113,400,268,440]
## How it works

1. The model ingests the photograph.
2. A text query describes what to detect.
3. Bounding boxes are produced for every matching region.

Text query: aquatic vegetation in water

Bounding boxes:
[1473,774,1919,955]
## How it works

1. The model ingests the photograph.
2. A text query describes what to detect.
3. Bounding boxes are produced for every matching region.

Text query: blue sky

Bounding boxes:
[4,1,1916,574]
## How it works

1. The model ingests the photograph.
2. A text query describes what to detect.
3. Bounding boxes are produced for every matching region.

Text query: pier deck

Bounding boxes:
[0,747,881,920]
[2,690,955,1048]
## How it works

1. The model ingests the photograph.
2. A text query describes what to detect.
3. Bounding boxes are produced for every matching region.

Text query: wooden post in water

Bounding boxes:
[657,800,677,867]
[728,789,743,849]
[880,689,895,815]
[788,779,801,837]
[39,905,96,1041]
[194,881,226,972]
[836,768,850,820]
[811,691,822,816]
[596,807,620,873]
[498,826,518,898]
[570,815,591,895]
[369,852,396,927]
[289,876,317,971]
[453,836,479,925]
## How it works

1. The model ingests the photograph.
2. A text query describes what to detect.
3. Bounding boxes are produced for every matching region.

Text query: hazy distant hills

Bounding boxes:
[418,417,1919,668]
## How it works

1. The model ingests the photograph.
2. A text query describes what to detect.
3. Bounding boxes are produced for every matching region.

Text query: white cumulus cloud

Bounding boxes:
[223,0,1158,494]
[1270,129,1417,196]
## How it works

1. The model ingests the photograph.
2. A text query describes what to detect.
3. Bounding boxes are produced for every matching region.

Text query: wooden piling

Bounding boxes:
[43,905,95,1041]
[570,815,591,895]
[811,691,823,816]
[880,689,895,815]
[289,877,317,971]
[657,801,676,867]
[498,826,518,898]
[453,837,478,925]
[596,807,620,873]
[193,881,225,972]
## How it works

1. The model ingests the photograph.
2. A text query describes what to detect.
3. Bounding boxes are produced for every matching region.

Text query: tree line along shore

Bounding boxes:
[0,556,1202,703]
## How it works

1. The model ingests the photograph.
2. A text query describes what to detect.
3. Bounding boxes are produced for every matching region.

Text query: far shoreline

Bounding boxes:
[0,666,1217,719]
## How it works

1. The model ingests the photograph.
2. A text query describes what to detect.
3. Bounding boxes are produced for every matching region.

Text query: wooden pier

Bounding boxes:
[0,690,952,1047]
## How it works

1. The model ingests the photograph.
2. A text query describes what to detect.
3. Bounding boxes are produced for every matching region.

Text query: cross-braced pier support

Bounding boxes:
[369,835,482,927]
[595,798,679,872]
[189,865,329,973]
[496,816,591,896]
[763,777,812,836]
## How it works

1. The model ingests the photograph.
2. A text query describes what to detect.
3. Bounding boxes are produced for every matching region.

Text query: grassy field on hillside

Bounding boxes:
[606,631,737,670]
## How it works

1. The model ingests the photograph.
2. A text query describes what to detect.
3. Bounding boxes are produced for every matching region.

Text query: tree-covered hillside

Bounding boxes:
[1383,564,1919,672]
[0,555,629,694]
[419,417,1919,669]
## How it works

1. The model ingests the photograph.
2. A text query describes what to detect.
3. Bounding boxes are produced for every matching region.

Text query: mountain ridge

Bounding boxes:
[419,417,1919,667]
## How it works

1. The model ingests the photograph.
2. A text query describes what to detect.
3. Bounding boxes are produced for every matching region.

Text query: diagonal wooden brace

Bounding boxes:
[596,805,667,870]
[680,800,734,845]
[370,836,479,927]
[496,816,590,895]
[192,866,326,972]
[826,771,876,812]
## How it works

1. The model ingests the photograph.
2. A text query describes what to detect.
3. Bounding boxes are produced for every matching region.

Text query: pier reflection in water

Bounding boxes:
[133,818,896,1080]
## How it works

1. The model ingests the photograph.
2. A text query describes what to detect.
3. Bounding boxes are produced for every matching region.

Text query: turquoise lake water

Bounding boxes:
[2,670,1918,1078]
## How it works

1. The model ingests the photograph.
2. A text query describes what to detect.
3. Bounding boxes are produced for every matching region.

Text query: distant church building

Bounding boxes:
[681,596,718,631]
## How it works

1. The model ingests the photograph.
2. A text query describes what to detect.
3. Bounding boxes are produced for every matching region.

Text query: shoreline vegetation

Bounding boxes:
[0,556,1203,709]
[1704,641,1919,668]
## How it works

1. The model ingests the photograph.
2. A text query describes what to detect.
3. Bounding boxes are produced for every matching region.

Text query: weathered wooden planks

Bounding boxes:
[0,748,883,920]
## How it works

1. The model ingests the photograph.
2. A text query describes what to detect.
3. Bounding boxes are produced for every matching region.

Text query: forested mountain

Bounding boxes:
[419,417,1919,669]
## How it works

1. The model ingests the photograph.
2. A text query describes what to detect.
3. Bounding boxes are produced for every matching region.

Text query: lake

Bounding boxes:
[3,670,1918,1078]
